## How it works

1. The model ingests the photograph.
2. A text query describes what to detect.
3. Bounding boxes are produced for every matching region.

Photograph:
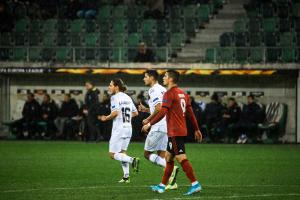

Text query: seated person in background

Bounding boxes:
[202,94,226,142]
[134,42,156,62]
[76,0,97,19]
[55,93,79,140]
[215,98,241,142]
[235,95,264,144]
[40,94,58,139]
[186,96,203,142]
[13,93,41,139]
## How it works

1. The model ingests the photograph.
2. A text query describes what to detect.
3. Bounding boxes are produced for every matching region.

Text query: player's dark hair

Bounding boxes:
[112,78,127,92]
[85,81,94,86]
[166,70,180,84]
[228,97,235,102]
[27,92,34,98]
[247,94,255,100]
[44,93,51,100]
[145,70,159,81]
[65,93,71,98]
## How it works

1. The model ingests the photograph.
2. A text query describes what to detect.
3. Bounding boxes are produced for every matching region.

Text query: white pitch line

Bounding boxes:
[146,193,300,200]
[1,184,300,194]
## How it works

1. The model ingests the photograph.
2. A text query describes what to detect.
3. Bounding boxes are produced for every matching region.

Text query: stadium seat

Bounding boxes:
[128,33,142,47]
[111,48,128,62]
[279,18,292,32]
[97,5,112,20]
[41,34,57,46]
[142,33,155,47]
[249,33,262,47]
[29,48,41,61]
[84,48,99,61]
[248,18,261,33]
[14,33,28,46]
[235,32,248,47]
[98,19,111,33]
[112,5,128,18]
[57,33,70,46]
[234,19,248,33]
[112,33,127,47]
[15,19,29,33]
[127,5,145,19]
[29,33,40,46]
[42,19,58,33]
[70,34,82,47]
[155,48,168,62]
[266,48,281,62]
[170,33,185,50]
[277,3,290,18]
[70,19,85,33]
[56,48,72,62]
[157,20,168,33]
[220,32,233,47]
[57,20,69,33]
[264,32,278,47]
[170,6,182,20]
[262,18,278,33]
[249,48,263,63]
[281,48,297,62]
[85,20,98,33]
[294,19,300,32]
[185,19,197,37]
[170,20,184,33]
[29,20,41,33]
[235,48,249,63]
[128,19,140,33]
[183,5,196,19]
[197,5,210,22]
[205,48,216,63]
[142,19,157,34]
[156,33,168,47]
[99,33,110,47]
[279,32,296,47]
[99,49,110,61]
[0,33,13,46]
[84,33,100,47]
[41,48,55,61]
[112,19,128,33]
[128,49,137,62]
[217,48,234,63]
[11,48,27,61]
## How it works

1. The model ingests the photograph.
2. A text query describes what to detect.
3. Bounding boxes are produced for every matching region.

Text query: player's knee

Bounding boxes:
[175,154,186,163]
[144,151,150,160]
[109,153,115,159]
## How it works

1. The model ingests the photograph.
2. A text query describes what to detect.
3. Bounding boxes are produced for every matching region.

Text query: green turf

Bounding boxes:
[0,141,300,200]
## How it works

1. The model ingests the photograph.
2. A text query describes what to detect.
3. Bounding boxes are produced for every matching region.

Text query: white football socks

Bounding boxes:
[114,153,133,164]
[121,162,130,178]
[149,153,166,168]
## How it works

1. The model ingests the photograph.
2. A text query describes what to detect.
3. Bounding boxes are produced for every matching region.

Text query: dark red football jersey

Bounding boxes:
[162,86,191,137]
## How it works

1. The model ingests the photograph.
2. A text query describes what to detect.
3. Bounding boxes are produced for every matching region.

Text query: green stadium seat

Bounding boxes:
[112,33,127,47]
[183,5,196,19]
[248,18,261,33]
[0,33,13,46]
[42,19,58,33]
[41,48,55,61]
[128,33,142,47]
[197,5,210,22]
[97,5,112,20]
[157,20,168,33]
[15,19,29,33]
[235,32,248,47]
[217,48,234,63]
[128,19,140,33]
[85,20,98,33]
[234,20,248,33]
[112,5,127,18]
[99,33,110,47]
[170,20,184,33]
[235,48,249,63]
[84,48,99,61]
[0,48,10,60]
[156,33,168,47]
[213,0,223,9]
[266,48,280,63]
[249,33,262,47]
[71,34,82,47]
[142,33,155,47]
[29,20,41,33]
[56,48,72,62]
[14,33,28,46]
[111,48,128,62]
[170,33,185,50]
[84,33,100,47]
[156,48,168,62]
[281,48,296,62]
[99,49,110,61]
[249,48,263,63]
[205,48,216,63]
[10,48,27,61]
[57,33,70,46]
[262,18,278,33]
[98,19,111,33]
[279,18,292,32]
[29,48,41,61]
[185,19,197,37]
[170,6,182,19]
[29,33,40,46]
[112,19,128,33]
[220,32,233,47]
[70,19,85,33]
[41,34,57,46]
[264,32,278,47]
[279,32,296,47]
[142,19,157,34]
[128,5,145,19]
[247,9,260,19]
[75,48,85,62]
[57,20,70,33]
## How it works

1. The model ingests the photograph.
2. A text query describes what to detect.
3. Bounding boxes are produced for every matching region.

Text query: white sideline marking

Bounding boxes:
[146,193,300,200]
[1,184,300,194]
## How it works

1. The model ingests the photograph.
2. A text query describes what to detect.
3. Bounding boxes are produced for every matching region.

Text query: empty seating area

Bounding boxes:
[205,0,300,63]
[0,0,224,63]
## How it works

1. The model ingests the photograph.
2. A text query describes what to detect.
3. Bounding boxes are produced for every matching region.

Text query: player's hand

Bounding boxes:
[142,118,150,125]
[138,103,148,112]
[194,130,203,143]
[141,123,151,133]
[98,115,106,121]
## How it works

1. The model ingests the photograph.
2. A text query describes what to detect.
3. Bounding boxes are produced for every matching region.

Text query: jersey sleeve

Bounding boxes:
[151,89,164,107]
[110,96,119,112]
[131,100,137,112]
[162,90,173,109]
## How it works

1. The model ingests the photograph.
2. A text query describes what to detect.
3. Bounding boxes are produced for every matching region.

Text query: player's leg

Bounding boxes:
[119,150,130,183]
[173,137,201,195]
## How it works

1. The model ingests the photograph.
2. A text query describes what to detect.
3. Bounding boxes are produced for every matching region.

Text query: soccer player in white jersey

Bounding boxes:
[99,78,140,183]
[138,70,179,190]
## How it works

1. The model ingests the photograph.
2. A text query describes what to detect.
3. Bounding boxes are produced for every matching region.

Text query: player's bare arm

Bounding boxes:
[98,110,118,122]
[142,103,162,125]
[132,111,139,118]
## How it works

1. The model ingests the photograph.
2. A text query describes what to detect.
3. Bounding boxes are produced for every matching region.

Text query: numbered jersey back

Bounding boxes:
[110,92,137,129]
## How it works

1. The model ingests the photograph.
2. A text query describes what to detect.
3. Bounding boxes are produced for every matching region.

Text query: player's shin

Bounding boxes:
[149,154,166,168]
[161,161,174,185]
[180,159,197,183]
[121,162,130,178]
[114,153,133,163]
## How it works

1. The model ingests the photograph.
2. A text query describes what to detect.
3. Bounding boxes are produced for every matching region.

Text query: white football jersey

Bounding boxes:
[148,83,167,129]
[110,92,137,130]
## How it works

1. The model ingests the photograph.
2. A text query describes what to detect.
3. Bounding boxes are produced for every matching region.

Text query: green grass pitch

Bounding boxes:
[0,141,300,200]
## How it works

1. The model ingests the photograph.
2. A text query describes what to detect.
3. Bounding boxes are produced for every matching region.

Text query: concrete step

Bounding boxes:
[198,28,232,35]
[183,42,219,49]
[174,56,202,63]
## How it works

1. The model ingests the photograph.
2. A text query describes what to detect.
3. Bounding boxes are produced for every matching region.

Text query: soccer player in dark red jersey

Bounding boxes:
[142,70,203,195]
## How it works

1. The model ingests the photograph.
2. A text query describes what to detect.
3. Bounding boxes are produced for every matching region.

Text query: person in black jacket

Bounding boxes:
[13,93,41,139]
[186,96,203,142]
[84,81,100,141]
[134,42,156,62]
[55,93,79,139]
[40,94,58,139]
[236,95,264,144]
[202,94,226,142]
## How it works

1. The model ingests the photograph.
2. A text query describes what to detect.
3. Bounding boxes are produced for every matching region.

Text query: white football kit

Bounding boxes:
[109,92,137,153]
[144,83,168,152]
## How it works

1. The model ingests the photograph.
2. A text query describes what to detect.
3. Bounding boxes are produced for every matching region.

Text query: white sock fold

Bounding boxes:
[114,153,133,164]
[149,153,166,168]
[121,162,130,178]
